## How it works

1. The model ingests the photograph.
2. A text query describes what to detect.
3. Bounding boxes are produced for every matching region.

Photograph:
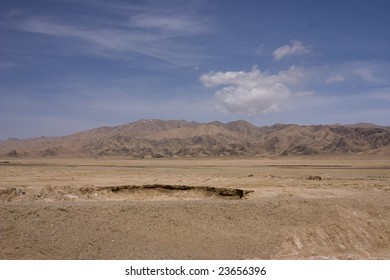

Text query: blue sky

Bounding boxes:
[1,0,390,139]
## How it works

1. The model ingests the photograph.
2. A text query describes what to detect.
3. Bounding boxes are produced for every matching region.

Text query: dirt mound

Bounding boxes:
[0,185,253,202]
[0,188,26,201]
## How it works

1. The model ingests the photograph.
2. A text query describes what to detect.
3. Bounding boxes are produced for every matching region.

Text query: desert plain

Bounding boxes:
[0,155,389,259]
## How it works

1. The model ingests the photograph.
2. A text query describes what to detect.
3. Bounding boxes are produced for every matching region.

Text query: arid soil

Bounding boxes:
[0,156,389,259]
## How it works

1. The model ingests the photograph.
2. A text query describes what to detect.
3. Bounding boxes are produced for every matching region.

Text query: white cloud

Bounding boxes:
[200,65,305,114]
[273,40,310,61]
[325,75,344,84]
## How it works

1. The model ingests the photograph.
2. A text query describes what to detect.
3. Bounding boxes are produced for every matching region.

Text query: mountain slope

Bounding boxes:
[1,119,389,158]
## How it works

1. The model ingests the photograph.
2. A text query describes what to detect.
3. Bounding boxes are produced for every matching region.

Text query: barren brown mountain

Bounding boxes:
[1,119,389,158]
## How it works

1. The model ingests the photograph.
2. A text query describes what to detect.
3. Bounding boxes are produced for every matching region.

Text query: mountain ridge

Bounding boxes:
[1,119,389,158]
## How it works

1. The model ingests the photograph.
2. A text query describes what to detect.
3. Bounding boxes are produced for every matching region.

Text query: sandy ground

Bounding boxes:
[0,155,389,259]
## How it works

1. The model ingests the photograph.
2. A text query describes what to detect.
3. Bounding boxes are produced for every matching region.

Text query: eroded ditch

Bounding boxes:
[0,184,254,202]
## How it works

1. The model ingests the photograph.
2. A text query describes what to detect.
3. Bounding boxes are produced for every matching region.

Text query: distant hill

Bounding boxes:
[1,119,389,158]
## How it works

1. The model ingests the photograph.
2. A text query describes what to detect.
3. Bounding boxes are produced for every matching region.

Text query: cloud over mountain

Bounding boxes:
[200,66,305,114]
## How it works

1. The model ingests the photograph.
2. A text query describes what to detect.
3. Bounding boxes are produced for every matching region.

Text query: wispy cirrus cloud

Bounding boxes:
[0,61,18,68]
[321,60,390,86]
[370,88,390,101]
[16,10,210,67]
[129,13,209,34]
[273,40,310,61]
[7,9,24,17]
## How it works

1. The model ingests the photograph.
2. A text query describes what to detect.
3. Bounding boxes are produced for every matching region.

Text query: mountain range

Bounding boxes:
[1,119,389,158]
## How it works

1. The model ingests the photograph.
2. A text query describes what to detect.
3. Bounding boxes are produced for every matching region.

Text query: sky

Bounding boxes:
[1,0,390,139]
